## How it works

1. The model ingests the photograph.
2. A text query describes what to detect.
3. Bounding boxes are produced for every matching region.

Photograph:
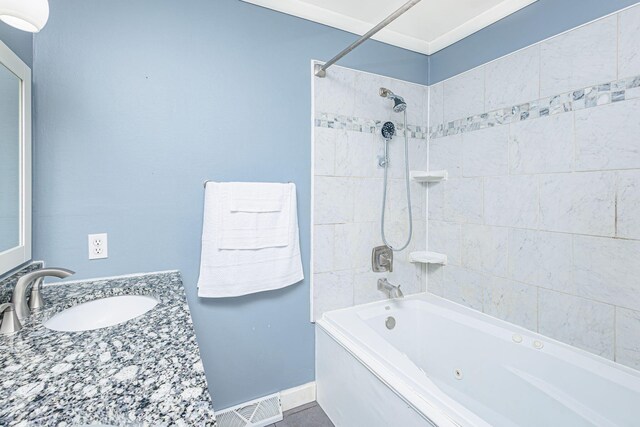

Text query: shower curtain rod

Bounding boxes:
[314,0,422,78]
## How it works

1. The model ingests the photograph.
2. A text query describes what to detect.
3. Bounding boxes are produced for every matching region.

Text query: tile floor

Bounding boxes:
[267,402,334,427]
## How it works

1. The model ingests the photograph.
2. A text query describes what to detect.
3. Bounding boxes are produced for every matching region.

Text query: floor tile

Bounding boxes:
[283,401,318,417]
[276,403,334,427]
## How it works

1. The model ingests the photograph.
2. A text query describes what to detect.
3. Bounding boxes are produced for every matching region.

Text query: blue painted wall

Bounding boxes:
[32,0,427,410]
[0,22,32,67]
[429,0,640,83]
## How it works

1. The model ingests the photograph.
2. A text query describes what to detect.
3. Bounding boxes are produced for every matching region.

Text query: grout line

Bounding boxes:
[507,122,512,176]
[613,306,618,362]
[570,232,575,302]
[616,12,620,80]
[572,108,577,173]
[536,285,540,333]
[483,64,488,114]
[481,177,485,226]
[417,217,640,241]
[538,43,542,100]
[315,166,640,180]
[536,174,541,231]
[615,184,618,238]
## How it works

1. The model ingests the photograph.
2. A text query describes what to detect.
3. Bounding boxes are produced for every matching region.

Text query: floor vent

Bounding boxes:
[216,393,283,427]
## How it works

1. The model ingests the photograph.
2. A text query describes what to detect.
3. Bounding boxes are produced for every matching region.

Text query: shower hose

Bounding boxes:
[381,109,412,252]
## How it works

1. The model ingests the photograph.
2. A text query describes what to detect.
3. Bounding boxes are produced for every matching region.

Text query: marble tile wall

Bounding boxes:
[426,4,640,370]
[312,64,429,321]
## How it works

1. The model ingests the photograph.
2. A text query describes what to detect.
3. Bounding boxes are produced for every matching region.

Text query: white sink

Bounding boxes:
[44,295,159,332]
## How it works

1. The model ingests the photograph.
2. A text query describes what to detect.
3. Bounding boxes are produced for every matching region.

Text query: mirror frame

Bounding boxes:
[0,40,32,274]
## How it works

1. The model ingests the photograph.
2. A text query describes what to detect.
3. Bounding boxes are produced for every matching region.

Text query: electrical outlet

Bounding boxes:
[88,233,108,260]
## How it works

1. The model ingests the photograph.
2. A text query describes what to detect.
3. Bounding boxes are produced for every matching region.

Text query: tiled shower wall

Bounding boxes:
[427,5,640,369]
[312,64,429,320]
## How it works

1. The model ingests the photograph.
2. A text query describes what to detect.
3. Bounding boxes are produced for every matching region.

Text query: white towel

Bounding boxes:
[229,182,286,212]
[219,183,290,249]
[197,182,304,298]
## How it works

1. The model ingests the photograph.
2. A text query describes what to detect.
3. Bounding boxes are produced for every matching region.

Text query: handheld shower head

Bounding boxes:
[381,121,395,140]
[379,87,407,113]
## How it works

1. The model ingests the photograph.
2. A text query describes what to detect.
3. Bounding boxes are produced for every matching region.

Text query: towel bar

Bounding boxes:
[203,180,292,187]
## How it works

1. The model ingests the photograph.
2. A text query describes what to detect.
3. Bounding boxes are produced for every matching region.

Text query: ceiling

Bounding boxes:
[241,0,537,55]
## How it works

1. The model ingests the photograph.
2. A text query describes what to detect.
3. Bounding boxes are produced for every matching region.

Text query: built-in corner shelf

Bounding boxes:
[410,170,448,183]
[410,251,448,265]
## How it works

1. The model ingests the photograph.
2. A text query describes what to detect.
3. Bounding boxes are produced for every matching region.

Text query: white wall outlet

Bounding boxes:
[88,233,108,260]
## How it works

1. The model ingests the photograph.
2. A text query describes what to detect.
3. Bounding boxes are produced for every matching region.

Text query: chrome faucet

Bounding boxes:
[1,268,75,335]
[377,278,404,299]
[11,268,75,321]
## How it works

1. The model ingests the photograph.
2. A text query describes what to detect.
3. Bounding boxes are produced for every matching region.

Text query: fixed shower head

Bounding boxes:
[392,97,407,112]
[379,87,407,113]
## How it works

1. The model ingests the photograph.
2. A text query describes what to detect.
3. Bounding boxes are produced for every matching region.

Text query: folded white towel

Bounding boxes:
[197,182,304,298]
[229,182,286,212]
[219,183,290,250]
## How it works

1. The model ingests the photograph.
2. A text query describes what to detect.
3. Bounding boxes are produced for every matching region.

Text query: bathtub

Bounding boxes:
[316,293,640,427]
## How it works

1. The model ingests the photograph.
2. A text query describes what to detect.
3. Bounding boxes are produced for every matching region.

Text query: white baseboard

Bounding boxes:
[280,381,317,411]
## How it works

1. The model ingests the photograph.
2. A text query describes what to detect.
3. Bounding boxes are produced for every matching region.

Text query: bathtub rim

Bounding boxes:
[324,292,640,380]
[316,324,441,427]
[317,310,473,427]
[317,292,640,427]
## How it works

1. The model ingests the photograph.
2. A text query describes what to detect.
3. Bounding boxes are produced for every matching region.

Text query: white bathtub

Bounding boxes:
[316,293,640,427]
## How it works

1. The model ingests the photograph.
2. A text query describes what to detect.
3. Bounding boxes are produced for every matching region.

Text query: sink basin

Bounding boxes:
[44,295,159,332]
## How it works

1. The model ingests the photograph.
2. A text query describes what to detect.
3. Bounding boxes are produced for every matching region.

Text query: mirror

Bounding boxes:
[0,62,20,253]
[0,40,31,275]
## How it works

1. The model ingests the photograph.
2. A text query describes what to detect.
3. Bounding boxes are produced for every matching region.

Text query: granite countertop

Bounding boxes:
[0,269,217,427]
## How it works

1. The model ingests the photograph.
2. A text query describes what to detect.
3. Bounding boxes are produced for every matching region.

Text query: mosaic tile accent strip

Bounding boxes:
[314,113,428,140]
[429,75,640,139]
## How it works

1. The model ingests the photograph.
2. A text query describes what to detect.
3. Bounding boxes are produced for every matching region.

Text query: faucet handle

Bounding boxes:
[380,252,393,272]
[28,277,45,312]
[0,303,22,335]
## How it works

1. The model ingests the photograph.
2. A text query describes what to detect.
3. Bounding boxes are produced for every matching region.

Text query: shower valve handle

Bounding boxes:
[372,246,393,273]
[380,253,393,272]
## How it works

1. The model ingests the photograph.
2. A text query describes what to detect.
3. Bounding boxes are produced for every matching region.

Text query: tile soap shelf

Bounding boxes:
[410,251,448,265]
[410,170,448,182]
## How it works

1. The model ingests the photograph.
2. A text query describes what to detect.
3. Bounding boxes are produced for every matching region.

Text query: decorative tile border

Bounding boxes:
[314,74,640,141]
[314,113,428,140]
[429,75,640,139]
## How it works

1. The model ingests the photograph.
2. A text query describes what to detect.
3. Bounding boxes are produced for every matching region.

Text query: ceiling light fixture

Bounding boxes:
[0,0,49,33]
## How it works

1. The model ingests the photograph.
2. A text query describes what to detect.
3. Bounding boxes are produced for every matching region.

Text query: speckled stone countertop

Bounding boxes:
[0,268,217,426]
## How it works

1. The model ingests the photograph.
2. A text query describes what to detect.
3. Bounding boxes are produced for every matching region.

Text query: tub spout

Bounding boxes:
[377,278,404,299]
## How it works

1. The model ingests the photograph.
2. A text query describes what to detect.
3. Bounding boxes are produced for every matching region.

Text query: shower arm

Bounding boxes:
[314,0,422,78]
